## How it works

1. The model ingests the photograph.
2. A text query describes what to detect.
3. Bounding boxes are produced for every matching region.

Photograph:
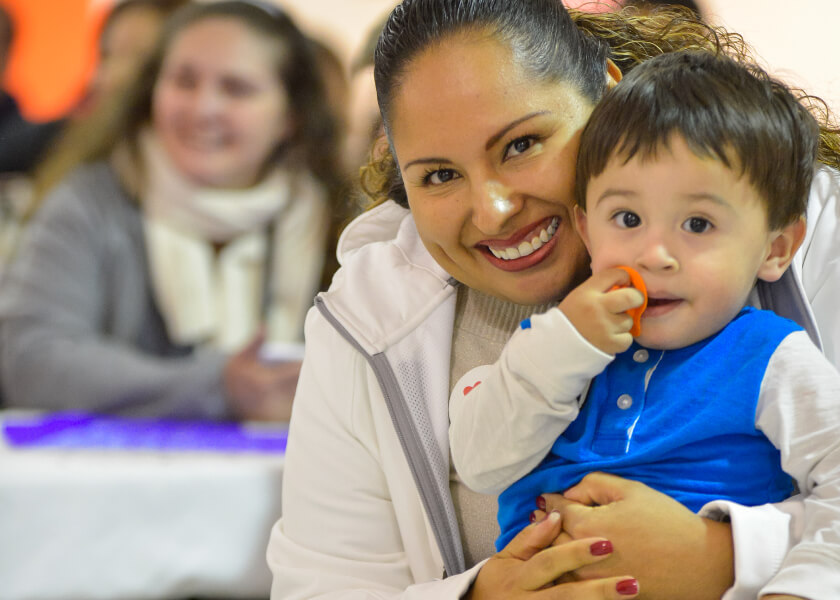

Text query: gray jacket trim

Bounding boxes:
[756,268,821,349]
[314,296,465,577]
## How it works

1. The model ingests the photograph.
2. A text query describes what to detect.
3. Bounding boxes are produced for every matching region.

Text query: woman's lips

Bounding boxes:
[479,217,561,272]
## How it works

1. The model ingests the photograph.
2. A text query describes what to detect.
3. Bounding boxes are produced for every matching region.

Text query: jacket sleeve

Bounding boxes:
[753,331,840,599]
[0,178,229,418]
[699,498,803,600]
[268,307,481,599]
[448,308,612,495]
[798,166,840,370]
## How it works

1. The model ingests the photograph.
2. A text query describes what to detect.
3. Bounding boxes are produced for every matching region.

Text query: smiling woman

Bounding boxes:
[268,1,840,599]
[0,1,342,421]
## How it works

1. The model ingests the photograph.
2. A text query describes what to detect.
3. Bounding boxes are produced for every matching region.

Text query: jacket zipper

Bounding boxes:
[314,296,465,577]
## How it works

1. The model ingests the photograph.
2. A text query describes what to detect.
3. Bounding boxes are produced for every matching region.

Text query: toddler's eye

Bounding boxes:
[612,211,641,228]
[683,217,713,233]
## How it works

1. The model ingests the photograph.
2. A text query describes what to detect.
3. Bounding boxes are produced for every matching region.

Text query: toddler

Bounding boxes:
[449,51,840,600]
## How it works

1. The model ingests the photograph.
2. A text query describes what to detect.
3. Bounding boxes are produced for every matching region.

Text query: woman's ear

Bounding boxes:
[606,59,622,89]
[756,216,807,282]
[573,205,592,253]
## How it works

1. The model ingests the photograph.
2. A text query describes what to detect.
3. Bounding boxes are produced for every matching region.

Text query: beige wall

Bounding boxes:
[274,0,840,115]
[702,0,840,114]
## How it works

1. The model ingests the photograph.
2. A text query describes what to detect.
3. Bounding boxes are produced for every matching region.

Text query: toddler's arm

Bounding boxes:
[448,308,611,494]
[755,331,840,600]
[449,268,644,494]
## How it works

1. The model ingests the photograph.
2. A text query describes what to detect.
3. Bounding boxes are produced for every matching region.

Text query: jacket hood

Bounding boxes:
[320,201,457,355]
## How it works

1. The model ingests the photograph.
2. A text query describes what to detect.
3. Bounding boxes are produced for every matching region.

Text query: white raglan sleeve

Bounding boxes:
[753,331,840,599]
[448,307,612,495]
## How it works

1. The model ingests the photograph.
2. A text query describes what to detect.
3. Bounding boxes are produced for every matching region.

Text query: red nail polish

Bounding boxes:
[536,495,546,511]
[589,540,613,556]
[529,512,537,523]
[616,578,639,595]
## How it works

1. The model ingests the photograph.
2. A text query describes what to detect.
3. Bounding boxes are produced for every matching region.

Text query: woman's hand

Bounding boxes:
[467,511,639,600]
[223,332,301,421]
[558,269,644,355]
[533,473,734,600]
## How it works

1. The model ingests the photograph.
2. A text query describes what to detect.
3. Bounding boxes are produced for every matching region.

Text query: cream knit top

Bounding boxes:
[448,284,553,567]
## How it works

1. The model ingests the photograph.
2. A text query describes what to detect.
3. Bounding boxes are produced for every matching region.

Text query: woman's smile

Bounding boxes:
[479,216,560,271]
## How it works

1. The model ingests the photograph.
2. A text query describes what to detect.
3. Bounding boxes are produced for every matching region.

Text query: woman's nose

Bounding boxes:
[470,179,523,234]
[191,84,222,117]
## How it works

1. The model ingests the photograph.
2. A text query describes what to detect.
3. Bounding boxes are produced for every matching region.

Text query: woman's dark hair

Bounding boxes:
[575,51,819,229]
[360,2,840,210]
[374,0,610,136]
[32,0,342,206]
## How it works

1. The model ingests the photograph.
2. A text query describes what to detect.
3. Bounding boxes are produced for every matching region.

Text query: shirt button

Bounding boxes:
[617,394,633,409]
[633,349,649,363]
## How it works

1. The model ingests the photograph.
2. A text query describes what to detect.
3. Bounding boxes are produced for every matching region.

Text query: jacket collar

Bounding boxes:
[321,201,457,355]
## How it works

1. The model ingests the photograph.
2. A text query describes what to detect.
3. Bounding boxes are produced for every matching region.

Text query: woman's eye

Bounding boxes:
[222,78,257,98]
[612,211,642,228]
[504,136,537,159]
[423,168,458,185]
[682,216,713,233]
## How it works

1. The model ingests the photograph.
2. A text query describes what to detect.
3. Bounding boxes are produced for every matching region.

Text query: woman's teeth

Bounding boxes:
[489,218,558,260]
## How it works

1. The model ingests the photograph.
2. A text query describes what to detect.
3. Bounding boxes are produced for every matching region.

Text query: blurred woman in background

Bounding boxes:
[0,0,343,421]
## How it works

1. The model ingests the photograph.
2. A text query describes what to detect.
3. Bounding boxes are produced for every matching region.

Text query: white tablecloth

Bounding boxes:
[0,414,285,600]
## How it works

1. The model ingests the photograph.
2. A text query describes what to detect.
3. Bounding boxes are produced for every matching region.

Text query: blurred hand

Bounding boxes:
[223,331,301,422]
[532,473,734,600]
[467,510,639,600]
[558,269,644,355]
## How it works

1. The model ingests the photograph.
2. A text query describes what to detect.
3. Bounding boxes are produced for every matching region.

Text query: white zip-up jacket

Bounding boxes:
[267,168,840,600]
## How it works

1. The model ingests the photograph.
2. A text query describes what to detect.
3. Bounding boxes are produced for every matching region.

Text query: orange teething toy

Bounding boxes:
[610,266,647,336]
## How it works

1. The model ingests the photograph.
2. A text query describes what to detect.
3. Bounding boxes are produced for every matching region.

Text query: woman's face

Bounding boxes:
[152,18,291,189]
[94,6,164,107]
[390,34,595,305]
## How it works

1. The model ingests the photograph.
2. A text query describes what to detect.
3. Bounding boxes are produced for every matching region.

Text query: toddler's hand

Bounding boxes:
[558,267,645,355]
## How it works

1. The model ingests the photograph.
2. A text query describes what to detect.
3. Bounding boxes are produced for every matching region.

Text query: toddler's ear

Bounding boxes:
[757,217,807,282]
[573,205,592,253]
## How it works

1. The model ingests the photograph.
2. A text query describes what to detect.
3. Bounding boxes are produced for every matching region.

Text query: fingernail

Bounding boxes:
[589,540,613,556]
[529,512,537,523]
[546,510,561,523]
[536,495,546,511]
[616,578,639,595]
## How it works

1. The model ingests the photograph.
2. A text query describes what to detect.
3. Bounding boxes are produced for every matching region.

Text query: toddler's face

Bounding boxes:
[576,135,782,350]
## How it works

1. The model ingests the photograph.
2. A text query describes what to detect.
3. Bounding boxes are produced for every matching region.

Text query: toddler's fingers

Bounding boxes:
[603,287,645,314]
[590,267,632,293]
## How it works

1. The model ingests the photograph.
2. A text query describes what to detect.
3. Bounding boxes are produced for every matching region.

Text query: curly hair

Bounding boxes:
[359,4,840,210]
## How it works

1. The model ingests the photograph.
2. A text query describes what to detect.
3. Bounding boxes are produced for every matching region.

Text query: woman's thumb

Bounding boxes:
[498,511,563,561]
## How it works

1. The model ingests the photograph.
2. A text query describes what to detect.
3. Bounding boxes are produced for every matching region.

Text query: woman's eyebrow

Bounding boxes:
[402,111,550,170]
[403,156,451,170]
[485,111,549,150]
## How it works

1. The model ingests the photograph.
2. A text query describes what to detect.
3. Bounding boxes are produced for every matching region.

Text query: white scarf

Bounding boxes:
[140,130,293,352]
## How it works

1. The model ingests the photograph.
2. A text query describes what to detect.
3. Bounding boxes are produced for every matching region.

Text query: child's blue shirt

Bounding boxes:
[496,307,799,550]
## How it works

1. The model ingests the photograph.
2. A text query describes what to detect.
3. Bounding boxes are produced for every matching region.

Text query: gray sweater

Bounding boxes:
[0,162,229,418]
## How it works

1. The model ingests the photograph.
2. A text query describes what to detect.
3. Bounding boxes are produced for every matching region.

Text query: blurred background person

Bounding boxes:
[74,0,191,119]
[342,13,387,181]
[0,4,62,175]
[30,0,189,208]
[0,0,343,421]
